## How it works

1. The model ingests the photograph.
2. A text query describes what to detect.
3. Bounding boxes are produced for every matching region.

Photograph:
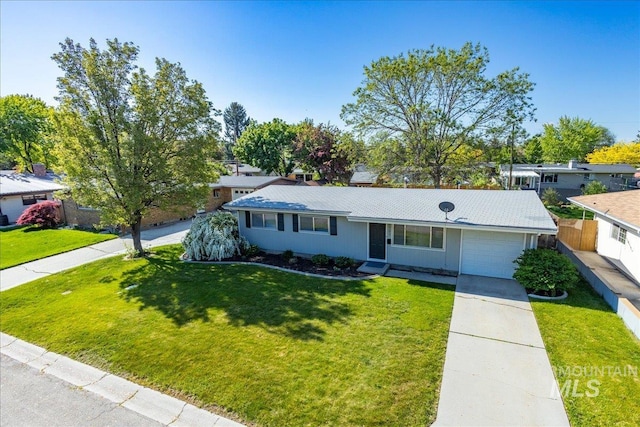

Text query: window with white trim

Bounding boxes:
[611,224,627,244]
[251,212,277,229]
[393,224,444,249]
[21,194,47,205]
[299,215,329,233]
[213,189,220,198]
[542,173,558,183]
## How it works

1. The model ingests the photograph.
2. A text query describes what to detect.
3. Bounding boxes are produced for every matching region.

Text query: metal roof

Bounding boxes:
[0,171,66,196]
[210,175,291,189]
[225,186,557,233]
[499,170,540,178]
[350,171,379,184]
[569,190,640,231]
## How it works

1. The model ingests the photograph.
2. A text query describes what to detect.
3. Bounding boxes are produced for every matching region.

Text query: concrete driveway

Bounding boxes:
[434,275,569,426]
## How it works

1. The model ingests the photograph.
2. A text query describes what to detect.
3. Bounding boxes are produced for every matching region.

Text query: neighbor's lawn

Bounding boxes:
[0,245,455,426]
[547,205,594,220]
[531,279,640,426]
[0,226,116,269]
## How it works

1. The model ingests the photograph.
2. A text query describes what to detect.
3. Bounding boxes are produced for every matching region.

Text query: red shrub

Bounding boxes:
[16,200,61,228]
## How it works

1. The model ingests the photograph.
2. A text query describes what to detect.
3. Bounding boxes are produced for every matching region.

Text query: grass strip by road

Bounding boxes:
[530,279,640,427]
[0,245,454,426]
[0,226,116,269]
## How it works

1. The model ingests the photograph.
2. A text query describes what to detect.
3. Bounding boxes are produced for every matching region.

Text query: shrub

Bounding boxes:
[311,254,330,266]
[281,249,294,261]
[182,212,247,261]
[582,180,607,195]
[541,188,561,207]
[16,201,61,228]
[513,248,579,296]
[244,244,260,257]
[335,256,354,269]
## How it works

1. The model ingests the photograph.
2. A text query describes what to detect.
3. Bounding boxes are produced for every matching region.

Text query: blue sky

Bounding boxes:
[1,1,638,141]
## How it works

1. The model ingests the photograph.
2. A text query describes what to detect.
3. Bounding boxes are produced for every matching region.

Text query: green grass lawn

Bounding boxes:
[0,226,116,269]
[531,279,640,426]
[0,245,455,426]
[547,205,594,220]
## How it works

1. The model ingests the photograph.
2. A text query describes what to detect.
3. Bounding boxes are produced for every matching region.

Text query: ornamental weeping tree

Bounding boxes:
[342,42,535,187]
[53,38,220,256]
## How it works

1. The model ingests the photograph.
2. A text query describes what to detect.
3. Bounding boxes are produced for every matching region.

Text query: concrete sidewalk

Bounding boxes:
[1,333,244,426]
[434,275,569,426]
[1,220,192,291]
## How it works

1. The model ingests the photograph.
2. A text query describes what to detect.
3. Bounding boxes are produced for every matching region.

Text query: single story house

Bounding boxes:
[349,170,379,187]
[225,162,266,176]
[209,175,298,207]
[568,191,640,283]
[0,165,65,225]
[500,161,636,198]
[224,186,557,279]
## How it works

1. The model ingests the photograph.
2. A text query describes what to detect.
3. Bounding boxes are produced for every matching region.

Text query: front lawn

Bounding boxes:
[0,226,116,269]
[0,245,454,426]
[531,279,640,426]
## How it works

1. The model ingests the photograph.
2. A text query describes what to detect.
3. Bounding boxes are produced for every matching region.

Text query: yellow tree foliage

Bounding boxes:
[586,142,640,167]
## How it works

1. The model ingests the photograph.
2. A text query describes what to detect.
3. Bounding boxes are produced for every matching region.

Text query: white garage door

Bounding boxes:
[461,230,525,279]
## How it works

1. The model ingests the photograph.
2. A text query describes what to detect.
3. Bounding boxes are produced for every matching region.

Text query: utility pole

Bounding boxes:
[508,123,515,190]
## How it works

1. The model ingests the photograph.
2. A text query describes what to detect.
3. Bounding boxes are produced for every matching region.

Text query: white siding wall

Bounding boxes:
[596,217,640,282]
[1,193,54,223]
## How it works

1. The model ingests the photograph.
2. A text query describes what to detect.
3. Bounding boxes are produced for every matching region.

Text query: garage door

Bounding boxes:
[461,230,525,279]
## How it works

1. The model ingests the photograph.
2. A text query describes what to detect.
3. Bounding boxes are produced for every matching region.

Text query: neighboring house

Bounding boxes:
[224,186,557,279]
[225,162,266,176]
[287,168,314,182]
[499,161,636,198]
[210,175,298,208]
[568,191,640,283]
[0,165,65,224]
[349,170,379,187]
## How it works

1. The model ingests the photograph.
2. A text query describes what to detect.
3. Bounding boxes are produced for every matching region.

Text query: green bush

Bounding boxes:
[281,249,294,261]
[311,254,330,266]
[582,180,607,195]
[513,249,579,296]
[244,244,260,257]
[335,256,354,269]
[542,188,561,207]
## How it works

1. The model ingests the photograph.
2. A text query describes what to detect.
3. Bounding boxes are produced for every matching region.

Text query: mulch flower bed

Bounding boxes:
[221,252,371,278]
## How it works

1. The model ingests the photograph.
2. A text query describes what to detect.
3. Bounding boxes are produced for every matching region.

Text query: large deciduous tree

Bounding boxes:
[293,121,362,184]
[0,94,56,172]
[53,38,220,256]
[540,116,614,163]
[223,102,251,160]
[233,118,296,176]
[586,142,640,167]
[341,43,535,186]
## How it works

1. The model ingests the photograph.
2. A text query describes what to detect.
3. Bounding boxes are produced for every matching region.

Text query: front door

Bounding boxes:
[369,223,386,260]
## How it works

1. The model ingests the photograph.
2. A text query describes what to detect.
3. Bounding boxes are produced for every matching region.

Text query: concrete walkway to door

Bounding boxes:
[434,275,569,426]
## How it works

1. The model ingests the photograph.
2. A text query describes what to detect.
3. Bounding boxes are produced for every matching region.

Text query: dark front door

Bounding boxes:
[369,223,386,260]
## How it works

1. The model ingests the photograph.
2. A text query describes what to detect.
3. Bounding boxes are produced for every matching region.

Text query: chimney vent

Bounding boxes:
[32,163,47,177]
[568,159,577,169]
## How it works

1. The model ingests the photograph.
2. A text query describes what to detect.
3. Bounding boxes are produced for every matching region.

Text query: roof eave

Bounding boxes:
[568,198,640,233]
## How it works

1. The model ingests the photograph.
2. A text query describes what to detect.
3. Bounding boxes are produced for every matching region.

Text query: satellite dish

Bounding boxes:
[439,201,455,213]
[439,201,455,222]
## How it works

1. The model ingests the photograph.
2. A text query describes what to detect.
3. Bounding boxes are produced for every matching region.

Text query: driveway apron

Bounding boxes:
[434,275,569,426]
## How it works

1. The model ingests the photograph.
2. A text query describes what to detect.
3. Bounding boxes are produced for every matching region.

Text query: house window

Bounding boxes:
[251,212,277,229]
[299,215,329,233]
[393,225,444,249]
[611,224,627,244]
[21,194,47,205]
[541,173,558,183]
[213,189,220,198]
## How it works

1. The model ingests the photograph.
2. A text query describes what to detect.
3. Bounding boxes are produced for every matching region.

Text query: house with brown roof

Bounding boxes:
[569,190,640,283]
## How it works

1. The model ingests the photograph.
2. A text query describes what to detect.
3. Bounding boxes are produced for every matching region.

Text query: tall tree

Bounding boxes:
[341,43,535,186]
[540,116,614,163]
[233,118,296,176]
[523,134,544,163]
[586,142,640,167]
[0,94,55,172]
[53,38,220,256]
[293,121,361,184]
[223,102,251,160]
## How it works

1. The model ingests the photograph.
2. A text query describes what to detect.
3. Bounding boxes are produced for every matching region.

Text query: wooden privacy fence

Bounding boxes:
[557,219,597,251]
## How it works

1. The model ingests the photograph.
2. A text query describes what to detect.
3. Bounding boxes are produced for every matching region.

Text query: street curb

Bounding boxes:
[0,332,245,427]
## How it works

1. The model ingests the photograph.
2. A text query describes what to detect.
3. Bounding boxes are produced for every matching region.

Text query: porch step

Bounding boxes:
[357,261,390,275]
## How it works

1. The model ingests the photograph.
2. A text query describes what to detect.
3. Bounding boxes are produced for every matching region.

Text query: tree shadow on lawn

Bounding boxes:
[118,253,372,341]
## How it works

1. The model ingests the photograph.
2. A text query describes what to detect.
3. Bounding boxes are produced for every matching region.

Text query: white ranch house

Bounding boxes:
[225,186,557,279]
